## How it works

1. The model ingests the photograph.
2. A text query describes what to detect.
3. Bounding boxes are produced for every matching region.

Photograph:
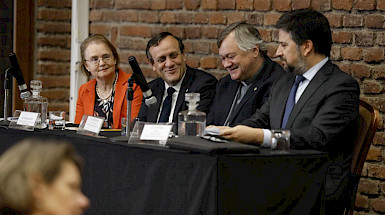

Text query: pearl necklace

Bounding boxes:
[96,73,118,104]
[96,86,112,103]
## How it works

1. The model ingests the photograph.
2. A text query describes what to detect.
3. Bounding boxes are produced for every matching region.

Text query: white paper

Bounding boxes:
[140,124,173,141]
[50,115,63,120]
[204,126,220,135]
[17,111,39,126]
[83,116,104,133]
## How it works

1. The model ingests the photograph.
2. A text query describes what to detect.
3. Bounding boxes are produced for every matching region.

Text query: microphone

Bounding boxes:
[9,52,31,100]
[128,56,157,106]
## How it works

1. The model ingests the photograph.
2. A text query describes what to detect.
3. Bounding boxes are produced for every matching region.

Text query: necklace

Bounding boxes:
[96,86,112,103]
[96,73,118,104]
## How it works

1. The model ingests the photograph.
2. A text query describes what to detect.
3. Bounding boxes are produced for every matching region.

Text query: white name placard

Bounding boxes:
[140,124,173,141]
[17,111,39,126]
[83,116,104,133]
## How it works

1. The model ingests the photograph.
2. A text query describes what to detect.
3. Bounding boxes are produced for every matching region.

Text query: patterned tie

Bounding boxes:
[281,75,306,128]
[158,87,176,123]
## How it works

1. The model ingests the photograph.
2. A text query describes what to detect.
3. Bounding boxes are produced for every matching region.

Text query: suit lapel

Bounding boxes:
[148,80,165,122]
[221,81,240,124]
[112,70,127,127]
[285,61,332,128]
[173,69,193,122]
[227,82,252,124]
[83,79,96,116]
[271,75,295,128]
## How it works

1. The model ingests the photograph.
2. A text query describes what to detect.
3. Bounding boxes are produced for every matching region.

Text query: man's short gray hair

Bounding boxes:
[217,22,267,56]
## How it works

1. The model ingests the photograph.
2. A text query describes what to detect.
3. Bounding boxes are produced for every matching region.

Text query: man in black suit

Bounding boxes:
[207,22,285,126]
[138,32,217,126]
[215,9,359,214]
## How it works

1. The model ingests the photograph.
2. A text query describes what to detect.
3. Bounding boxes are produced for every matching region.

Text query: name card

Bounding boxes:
[77,115,105,137]
[140,124,173,141]
[83,116,104,133]
[17,111,39,127]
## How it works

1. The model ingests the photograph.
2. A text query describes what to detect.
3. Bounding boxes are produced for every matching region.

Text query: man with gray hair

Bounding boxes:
[207,22,284,126]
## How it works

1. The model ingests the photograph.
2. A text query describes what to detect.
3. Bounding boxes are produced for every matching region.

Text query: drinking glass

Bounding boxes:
[271,130,290,152]
[48,111,66,130]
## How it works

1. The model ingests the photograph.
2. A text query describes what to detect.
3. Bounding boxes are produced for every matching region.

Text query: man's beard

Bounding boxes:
[284,55,308,76]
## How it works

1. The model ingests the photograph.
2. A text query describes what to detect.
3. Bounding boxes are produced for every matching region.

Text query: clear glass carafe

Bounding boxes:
[23,80,48,129]
[178,93,206,136]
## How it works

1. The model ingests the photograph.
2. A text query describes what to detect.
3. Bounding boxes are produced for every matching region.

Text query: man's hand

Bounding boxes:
[219,125,264,145]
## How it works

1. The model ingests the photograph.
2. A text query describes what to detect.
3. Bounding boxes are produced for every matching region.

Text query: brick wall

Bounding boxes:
[36,0,72,112]
[36,0,384,213]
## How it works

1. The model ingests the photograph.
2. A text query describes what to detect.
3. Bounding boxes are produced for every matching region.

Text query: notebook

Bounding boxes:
[167,136,260,154]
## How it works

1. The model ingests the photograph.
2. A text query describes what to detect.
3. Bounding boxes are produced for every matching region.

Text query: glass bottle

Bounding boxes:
[178,93,206,136]
[23,80,48,129]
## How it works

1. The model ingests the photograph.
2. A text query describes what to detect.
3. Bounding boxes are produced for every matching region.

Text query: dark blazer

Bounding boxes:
[241,60,360,210]
[138,66,217,123]
[207,57,285,126]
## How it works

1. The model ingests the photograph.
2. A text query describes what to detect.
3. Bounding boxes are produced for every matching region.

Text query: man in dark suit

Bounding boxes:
[215,9,359,214]
[138,32,217,126]
[206,22,285,126]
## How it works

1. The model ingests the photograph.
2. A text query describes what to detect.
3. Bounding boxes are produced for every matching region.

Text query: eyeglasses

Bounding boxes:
[85,54,114,66]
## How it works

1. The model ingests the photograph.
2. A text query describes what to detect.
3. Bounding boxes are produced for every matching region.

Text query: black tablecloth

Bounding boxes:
[0,127,328,215]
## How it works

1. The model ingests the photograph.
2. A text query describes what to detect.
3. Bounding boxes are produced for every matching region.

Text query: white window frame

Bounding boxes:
[69,0,88,122]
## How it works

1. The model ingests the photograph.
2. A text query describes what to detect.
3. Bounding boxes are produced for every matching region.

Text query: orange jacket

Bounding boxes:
[75,69,143,128]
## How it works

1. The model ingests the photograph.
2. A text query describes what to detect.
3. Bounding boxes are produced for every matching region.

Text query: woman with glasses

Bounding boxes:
[75,34,143,128]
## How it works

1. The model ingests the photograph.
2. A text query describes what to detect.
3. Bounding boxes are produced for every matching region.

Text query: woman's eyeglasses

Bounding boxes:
[85,54,114,66]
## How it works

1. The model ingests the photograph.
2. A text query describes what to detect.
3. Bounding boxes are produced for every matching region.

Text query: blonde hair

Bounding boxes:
[0,139,83,214]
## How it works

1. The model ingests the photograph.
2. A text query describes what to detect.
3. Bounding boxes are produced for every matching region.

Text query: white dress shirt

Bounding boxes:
[157,72,186,123]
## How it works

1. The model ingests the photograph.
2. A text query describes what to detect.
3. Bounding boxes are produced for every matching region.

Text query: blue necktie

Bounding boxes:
[281,75,305,128]
[158,87,176,123]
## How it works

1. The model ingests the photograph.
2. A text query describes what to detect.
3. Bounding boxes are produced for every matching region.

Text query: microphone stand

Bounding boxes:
[0,67,13,126]
[126,76,134,143]
[111,76,134,143]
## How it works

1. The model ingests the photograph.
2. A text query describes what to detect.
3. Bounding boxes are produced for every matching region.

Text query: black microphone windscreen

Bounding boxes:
[9,52,26,86]
[128,56,150,92]
[9,52,21,71]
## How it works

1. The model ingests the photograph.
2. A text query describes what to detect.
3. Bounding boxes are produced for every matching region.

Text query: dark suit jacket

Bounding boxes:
[207,57,285,126]
[138,66,217,124]
[241,60,359,203]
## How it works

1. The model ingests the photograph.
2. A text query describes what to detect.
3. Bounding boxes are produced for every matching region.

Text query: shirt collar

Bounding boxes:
[163,70,186,93]
[302,57,328,81]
